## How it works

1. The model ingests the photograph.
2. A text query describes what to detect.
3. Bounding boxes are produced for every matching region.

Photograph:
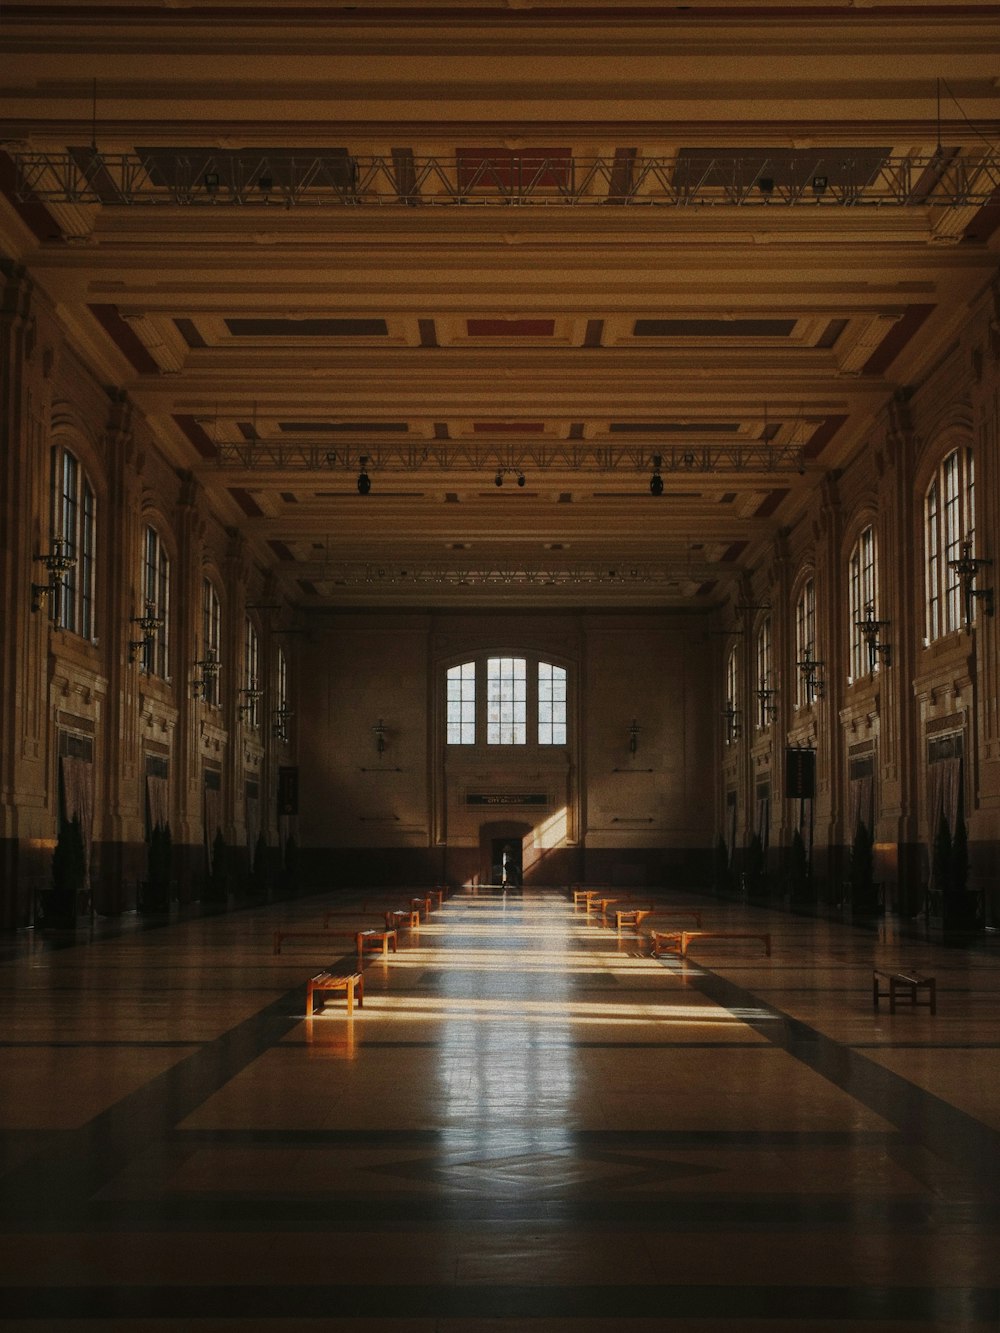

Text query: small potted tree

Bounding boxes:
[46,815,85,928]
[849,821,880,916]
[712,835,734,898]
[143,823,172,913]
[741,832,766,901]
[204,828,229,905]
[787,828,811,908]
[943,814,979,933]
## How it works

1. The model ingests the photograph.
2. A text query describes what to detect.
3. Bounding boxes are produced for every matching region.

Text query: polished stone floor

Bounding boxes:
[1,884,998,1331]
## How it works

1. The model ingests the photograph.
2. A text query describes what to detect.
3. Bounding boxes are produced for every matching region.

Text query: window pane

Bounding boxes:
[487,658,527,744]
[538,661,566,745]
[447,661,476,744]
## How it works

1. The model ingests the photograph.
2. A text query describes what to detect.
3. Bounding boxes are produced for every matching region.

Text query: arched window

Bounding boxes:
[848,525,877,681]
[50,445,96,640]
[201,579,221,707]
[445,655,568,747]
[755,616,773,730]
[243,616,260,729]
[725,644,740,744]
[142,526,170,678]
[795,577,817,708]
[925,446,975,640]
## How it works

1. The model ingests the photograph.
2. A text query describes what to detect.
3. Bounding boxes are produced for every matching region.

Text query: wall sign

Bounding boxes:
[466,793,548,806]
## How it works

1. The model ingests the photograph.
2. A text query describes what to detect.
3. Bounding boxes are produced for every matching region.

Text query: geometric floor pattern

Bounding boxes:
[1,885,998,1330]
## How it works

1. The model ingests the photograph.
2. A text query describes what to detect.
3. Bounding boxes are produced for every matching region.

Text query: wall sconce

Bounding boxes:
[237,679,262,722]
[127,599,163,664]
[192,649,220,700]
[856,602,892,673]
[796,647,826,703]
[373,718,386,754]
[649,455,663,496]
[31,537,75,617]
[948,541,994,629]
[756,685,779,726]
[272,704,293,743]
[629,719,640,754]
[722,702,742,743]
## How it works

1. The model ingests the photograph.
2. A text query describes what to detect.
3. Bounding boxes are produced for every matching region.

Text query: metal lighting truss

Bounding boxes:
[308,561,724,588]
[12,150,1000,208]
[213,440,807,473]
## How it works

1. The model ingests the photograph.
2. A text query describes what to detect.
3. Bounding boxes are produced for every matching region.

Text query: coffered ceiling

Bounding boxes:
[2,1,999,610]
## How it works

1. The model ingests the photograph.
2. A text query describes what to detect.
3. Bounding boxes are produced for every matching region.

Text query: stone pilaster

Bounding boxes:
[0,261,55,926]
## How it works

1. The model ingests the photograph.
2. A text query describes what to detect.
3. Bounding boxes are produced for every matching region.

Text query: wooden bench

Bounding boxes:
[306,970,364,1016]
[615,907,655,932]
[572,887,600,909]
[651,930,772,959]
[385,908,420,930]
[273,928,396,959]
[873,968,936,1015]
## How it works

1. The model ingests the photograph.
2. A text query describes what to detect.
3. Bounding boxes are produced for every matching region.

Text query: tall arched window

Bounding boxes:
[795,577,817,708]
[142,526,170,678]
[755,616,773,730]
[848,525,877,681]
[201,579,221,707]
[925,446,975,640]
[50,445,96,640]
[445,656,568,747]
[725,644,740,744]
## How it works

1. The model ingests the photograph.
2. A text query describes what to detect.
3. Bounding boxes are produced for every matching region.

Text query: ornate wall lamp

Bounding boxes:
[127,599,163,664]
[756,683,779,726]
[191,649,220,700]
[237,679,262,722]
[722,702,742,743]
[796,647,826,702]
[373,718,386,754]
[856,602,892,673]
[948,541,994,630]
[31,537,75,618]
[629,718,640,754]
[272,705,293,743]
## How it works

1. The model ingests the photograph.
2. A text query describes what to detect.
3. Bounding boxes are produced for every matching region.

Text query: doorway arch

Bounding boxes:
[478,820,532,887]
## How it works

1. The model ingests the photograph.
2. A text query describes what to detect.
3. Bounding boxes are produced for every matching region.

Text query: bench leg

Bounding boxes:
[764,934,772,957]
[928,980,937,1015]
[345,978,354,1015]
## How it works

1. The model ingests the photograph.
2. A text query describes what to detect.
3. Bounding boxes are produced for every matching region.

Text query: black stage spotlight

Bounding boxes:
[758,176,774,198]
[650,454,664,496]
[811,174,828,196]
[517,472,526,487]
[495,471,503,487]
[357,458,371,495]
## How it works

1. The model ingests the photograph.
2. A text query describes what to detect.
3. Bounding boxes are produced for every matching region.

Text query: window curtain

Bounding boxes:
[60,754,94,877]
[145,774,169,833]
[204,780,222,869]
[245,792,260,858]
[848,773,874,835]
[928,756,961,834]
